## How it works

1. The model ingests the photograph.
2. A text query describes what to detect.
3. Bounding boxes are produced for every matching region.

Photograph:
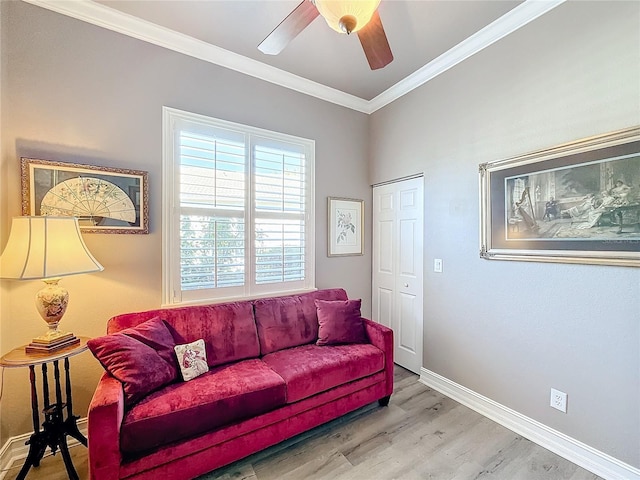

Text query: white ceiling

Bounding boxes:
[25,0,566,113]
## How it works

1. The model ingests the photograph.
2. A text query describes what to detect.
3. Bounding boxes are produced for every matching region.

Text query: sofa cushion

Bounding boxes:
[120,359,286,454]
[262,343,384,403]
[254,288,348,355]
[315,299,366,346]
[108,301,260,368]
[87,317,178,407]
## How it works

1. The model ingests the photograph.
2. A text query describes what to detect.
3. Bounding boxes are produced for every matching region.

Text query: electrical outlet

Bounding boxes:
[550,388,567,413]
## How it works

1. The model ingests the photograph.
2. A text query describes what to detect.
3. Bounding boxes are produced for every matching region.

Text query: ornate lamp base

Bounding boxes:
[26,279,80,354]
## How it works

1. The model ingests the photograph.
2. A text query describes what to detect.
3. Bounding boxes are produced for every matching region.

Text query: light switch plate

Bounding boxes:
[434,259,443,273]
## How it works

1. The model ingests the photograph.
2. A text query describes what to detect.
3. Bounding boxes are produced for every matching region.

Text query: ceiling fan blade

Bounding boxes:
[258,1,320,55]
[357,10,393,70]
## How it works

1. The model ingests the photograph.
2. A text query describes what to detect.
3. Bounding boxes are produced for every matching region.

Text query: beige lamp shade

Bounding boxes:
[314,0,381,34]
[0,216,104,351]
[0,216,103,280]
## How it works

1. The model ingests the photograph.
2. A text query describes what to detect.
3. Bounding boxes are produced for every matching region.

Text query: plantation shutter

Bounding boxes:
[253,139,307,285]
[179,128,246,293]
[164,108,315,305]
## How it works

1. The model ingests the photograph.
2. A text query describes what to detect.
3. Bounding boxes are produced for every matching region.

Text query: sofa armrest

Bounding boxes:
[362,318,394,397]
[88,372,124,480]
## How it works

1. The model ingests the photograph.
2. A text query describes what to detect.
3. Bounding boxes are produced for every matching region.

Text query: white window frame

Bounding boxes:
[162,107,315,306]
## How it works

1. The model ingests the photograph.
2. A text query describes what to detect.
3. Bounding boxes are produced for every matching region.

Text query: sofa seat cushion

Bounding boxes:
[262,343,384,404]
[120,359,286,454]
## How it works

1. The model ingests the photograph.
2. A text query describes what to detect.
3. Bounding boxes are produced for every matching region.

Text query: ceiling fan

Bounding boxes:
[258,0,393,70]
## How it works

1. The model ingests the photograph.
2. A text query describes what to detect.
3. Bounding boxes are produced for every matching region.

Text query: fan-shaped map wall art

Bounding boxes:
[21,158,149,234]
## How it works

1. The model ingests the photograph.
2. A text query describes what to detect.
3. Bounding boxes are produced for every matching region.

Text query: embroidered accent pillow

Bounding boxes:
[174,339,209,381]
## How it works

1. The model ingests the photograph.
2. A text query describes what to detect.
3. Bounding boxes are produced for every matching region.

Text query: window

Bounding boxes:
[162,108,315,305]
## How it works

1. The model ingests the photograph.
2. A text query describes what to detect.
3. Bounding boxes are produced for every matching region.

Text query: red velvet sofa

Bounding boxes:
[87,289,394,480]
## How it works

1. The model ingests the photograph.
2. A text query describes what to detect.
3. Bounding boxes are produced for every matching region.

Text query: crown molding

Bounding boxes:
[22,0,371,113]
[22,0,565,115]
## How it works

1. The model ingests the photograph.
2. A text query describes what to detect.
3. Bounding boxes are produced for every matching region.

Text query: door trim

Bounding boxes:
[371,173,424,188]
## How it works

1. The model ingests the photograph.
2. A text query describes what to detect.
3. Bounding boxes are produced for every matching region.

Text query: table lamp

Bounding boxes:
[0,216,104,353]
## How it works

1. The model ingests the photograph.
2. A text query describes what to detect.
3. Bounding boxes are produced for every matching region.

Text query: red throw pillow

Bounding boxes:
[315,299,367,346]
[88,317,178,406]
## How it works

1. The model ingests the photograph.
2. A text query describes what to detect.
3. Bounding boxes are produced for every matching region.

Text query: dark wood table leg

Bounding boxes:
[16,366,45,480]
[54,360,63,411]
[64,357,87,446]
[65,358,72,418]
[15,439,47,480]
[58,433,80,480]
[42,363,50,410]
[29,366,39,435]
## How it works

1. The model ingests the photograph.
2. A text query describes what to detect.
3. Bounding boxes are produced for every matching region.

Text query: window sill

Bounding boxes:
[160,287,318,309]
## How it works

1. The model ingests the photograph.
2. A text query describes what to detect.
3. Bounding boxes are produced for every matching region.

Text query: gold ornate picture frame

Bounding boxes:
[479,127,640,267]
[21,158,149,234]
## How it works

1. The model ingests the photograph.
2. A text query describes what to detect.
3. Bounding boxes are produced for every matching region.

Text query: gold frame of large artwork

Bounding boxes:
[479,127,639,267]
[21,158,149,234]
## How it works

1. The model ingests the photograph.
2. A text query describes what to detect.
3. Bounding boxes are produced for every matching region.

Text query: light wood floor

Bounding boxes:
[4,366,601,480]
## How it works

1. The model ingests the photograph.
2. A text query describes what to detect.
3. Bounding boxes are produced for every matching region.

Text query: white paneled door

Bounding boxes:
[372,177,424,374]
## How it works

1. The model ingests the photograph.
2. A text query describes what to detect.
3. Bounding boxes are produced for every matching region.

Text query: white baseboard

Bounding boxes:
[419,368,640,480]
[0,418,87,480]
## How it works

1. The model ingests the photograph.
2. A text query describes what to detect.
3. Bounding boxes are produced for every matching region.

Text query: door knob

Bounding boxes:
[404,283,408,287]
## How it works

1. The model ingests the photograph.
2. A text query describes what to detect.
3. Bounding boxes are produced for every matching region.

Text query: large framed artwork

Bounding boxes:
[479,127,640,267]
[21,158,149,234]
[328,197,364,257]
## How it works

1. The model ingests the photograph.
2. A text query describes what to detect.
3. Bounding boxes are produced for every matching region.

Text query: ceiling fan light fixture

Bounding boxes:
[339,15,357,34]
[314,0,381,34]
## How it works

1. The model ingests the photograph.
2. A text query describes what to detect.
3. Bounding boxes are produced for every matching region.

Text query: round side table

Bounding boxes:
[0,336,90,480]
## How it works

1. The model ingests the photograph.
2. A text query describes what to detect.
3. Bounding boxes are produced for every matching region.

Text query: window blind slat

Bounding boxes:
[253,144,306,284]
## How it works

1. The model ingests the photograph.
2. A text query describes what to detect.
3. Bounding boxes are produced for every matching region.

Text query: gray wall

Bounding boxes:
[1,0,639,471]
[370,0,639,468]
[0,1,371,443]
